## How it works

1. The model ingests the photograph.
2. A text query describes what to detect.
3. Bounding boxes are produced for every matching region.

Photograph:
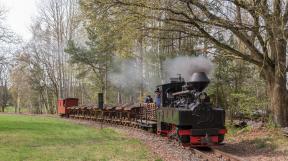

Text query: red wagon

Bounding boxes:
[57,98,79,117]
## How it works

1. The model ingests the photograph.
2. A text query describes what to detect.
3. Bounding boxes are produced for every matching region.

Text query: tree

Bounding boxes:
[88,0,288,126]
[0,57,10,112]
[7,0,83,114]
[65,27,114,102]
[36,0,81,99]
[10,56,31,113]
[80,0,204,102]
[0,5,20,112]
[208,53,268,123]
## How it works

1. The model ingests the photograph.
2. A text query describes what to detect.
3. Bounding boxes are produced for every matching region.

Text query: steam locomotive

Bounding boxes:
[58,72,227,146]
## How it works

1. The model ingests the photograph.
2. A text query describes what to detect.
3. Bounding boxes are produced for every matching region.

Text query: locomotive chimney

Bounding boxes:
[98,93,104,110]
[185,72,210,91]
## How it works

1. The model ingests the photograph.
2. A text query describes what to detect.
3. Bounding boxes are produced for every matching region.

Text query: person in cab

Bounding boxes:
[144,95,153,103]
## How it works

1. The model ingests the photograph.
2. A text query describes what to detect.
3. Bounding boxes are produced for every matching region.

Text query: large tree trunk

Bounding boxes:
[264,38,288,126]
[267,75,288,126]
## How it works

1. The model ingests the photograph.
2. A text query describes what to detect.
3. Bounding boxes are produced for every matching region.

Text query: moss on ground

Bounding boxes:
[225,123,288,152]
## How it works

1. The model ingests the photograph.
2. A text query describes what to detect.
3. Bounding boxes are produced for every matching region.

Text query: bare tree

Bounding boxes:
[0,5,20,112]
[36,0,81,99]
[0,57,9,112]
[10,0,83,113]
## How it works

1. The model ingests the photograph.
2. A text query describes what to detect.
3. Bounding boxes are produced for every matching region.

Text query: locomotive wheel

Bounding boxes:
[176,127,190,144]
[218,134,224,143]
[177,135,190,144]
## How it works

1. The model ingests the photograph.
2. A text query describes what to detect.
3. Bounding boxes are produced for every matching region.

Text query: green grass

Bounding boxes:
[0,115,160,161]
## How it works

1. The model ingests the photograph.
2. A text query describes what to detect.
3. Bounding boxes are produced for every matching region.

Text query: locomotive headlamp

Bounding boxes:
[199,93,206,100]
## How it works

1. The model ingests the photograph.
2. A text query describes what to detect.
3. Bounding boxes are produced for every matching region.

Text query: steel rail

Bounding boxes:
[191,147,247,161]
[211,148,247,161]
[191,148,218,161]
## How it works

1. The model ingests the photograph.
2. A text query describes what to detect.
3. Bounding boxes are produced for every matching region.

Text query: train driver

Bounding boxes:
[144,95,153,103]
[155,88,161,108]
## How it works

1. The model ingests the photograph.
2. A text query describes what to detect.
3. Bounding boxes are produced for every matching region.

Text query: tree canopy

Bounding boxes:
[2,0,287,127]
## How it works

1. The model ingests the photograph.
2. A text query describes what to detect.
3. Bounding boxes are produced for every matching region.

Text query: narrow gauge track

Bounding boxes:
[191,147,247,161]
[66,115,245,161]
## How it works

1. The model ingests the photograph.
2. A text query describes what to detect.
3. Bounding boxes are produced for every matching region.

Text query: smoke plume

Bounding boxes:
[108,56,214,92]
[164,56,214,81]
[108,59,141,89]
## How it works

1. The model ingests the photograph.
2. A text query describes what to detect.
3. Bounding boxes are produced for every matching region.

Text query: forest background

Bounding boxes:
[0,0,286,126]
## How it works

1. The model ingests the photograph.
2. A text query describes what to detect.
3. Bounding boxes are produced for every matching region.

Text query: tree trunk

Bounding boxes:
[16,94,20,113]
[117,90,122,104]
[104,54,108,103]
[263,38,288,127]
[138,37,144,102]
[266,71,288,127]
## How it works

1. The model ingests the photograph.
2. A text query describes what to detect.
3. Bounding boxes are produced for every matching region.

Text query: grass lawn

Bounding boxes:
[0,114,161,161]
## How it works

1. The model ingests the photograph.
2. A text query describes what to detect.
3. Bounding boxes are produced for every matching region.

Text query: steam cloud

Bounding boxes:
[109,56,214,90]
[108,60,142,89]
[164,56,214,81]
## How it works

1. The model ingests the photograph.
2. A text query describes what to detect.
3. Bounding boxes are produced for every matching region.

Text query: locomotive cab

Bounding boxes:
[156,76,185,107]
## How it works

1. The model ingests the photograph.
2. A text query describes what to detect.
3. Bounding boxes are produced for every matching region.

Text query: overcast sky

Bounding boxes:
[0,0,37,41]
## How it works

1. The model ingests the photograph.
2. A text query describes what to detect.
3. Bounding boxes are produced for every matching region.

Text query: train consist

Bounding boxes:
[58,72,227,146]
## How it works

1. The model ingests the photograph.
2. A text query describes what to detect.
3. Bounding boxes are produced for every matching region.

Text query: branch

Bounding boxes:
[283,1,288,24]
[190,20,262,66]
